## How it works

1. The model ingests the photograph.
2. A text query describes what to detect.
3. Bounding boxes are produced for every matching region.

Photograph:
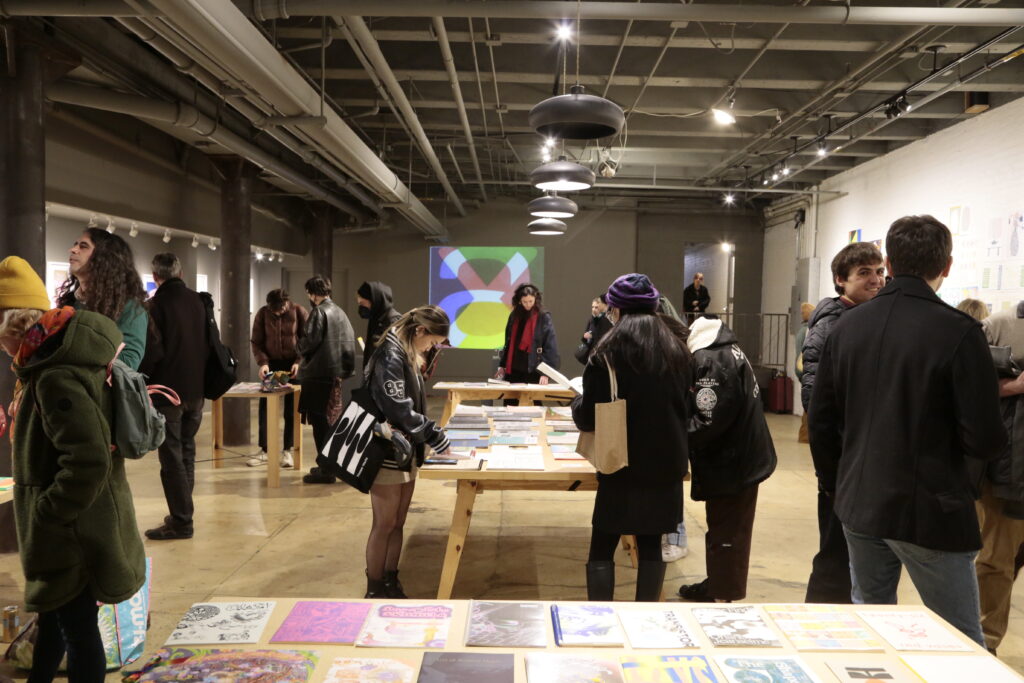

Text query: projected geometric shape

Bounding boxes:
[429,247,545,349]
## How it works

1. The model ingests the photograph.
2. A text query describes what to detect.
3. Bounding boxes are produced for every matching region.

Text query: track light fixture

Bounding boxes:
[105,217,115,234]
[255,250,265,261]
[884,93,912,119]
[162,229,171,244]
[556,23,572,41]
[129,222,139,238]
[711,107,736,125]
[191,234,200,248]
[817,142,828,157]
[88,214,98,228]
[208,238,217,251]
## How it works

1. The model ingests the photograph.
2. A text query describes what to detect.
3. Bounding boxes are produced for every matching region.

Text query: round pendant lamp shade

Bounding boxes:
[529,85,625,140]
[528,193,578,219]
[530,157,596,192]
[528,218,567,236]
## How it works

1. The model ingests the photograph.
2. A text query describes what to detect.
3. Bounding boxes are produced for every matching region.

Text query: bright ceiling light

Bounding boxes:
[781,166,790,176]
[530,157,595,192]
[529,217,567,236]
[723,194,735,205]
[721,242,734,253]
[816,142,828,157]
[544,137,556,148]
[528,192,578,219]
[771,171,780,181]
[255,250,265,261]
[556,23,572,41]
[711,108,736,125]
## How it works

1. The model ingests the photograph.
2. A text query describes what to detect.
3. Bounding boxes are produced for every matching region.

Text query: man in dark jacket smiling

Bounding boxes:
[809,215,1007,646]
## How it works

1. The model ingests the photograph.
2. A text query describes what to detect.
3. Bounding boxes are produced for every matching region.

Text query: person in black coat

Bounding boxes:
[574,294,614,365]
[356,280,402,369]
[139,253,208,540]
[809,215,1007,645]
[572,273,694,602]
[682,272,710,322]
[496,283,559,384]
[676,317,777,602]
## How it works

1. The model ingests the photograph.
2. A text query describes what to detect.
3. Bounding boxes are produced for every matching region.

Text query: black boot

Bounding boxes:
[586,561,615,601]
[635,560,667,602]
[365,576,387,598]
[383,570,407,599]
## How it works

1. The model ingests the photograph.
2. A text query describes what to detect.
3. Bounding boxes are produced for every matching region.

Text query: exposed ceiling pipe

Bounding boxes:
[466,18,495,181]
[433,16,487,201]
[46,82,369,219]
[340,16,466,216]
[408,178,845,196]
[0,1,143,15]
[144,0,447,238]
[248,2,1024,26]
[600,0,640,100]
[115,16,385,217]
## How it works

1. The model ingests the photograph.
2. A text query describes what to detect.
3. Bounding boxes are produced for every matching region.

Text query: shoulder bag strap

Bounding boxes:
[604,355,619,401]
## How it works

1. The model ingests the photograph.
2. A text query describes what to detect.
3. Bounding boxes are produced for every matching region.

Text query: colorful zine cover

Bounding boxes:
[856,611,973,652]
[99,557,152,669]
[271,601,372,644]
[165,601,276,645]
[900,654,1021,682]
[825,656,917,682]
[618,607,700,648]
[131,648,317,682]
[551,604,624,647]
[715,655,823,683]
[525,653,625,683]
[417,652,514,683]
[466,600,547,647]
[355,603,454,648]
[620,655,720,683]
[763,605,884,651]
[693,606,782,648]
[324,657,417,683]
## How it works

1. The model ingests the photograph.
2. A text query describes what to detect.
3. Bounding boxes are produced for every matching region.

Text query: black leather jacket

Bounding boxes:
[367,330,449,469]
[297,298,356,381]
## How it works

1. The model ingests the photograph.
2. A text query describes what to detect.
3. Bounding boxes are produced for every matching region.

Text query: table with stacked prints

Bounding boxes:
[126,598,1021,682]
[433,381,577,426]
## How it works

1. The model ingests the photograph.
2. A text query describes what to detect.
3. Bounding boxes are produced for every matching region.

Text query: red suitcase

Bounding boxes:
[767,374,794,414]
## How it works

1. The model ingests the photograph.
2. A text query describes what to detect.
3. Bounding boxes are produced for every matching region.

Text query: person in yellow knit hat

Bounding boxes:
[0,256,145,683]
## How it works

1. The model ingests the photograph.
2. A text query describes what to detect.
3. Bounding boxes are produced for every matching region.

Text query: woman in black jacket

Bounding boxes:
[496,283,559,384]
[572,273,694,601]
[677,316,777,602]
[364,305,451,599]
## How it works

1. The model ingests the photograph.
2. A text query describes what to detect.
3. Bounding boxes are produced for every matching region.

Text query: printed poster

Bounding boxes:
[165,601,276,645]
[856,611,972,652]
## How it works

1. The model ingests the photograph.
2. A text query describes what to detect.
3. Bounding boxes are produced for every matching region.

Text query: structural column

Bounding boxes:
[220,159,256,446]
[311,204,334,285]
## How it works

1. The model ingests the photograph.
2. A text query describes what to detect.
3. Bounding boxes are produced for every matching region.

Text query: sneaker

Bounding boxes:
[662,543,688,562]
[280,450,294,468]
[247,451,268,467]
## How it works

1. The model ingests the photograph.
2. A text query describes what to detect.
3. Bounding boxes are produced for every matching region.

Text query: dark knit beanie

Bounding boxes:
[357,281,373,300]
[606,273,660,312]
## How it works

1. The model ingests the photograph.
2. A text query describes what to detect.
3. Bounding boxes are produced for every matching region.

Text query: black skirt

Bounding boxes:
[591,472,683,536]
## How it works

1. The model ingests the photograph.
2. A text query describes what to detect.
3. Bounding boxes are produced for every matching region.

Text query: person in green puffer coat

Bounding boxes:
[0,256,145,683]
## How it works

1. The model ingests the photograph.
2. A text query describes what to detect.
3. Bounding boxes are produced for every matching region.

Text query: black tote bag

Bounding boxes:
[316,385,393,493]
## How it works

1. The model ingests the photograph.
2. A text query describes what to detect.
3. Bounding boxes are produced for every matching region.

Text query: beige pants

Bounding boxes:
[976,481,1024,650]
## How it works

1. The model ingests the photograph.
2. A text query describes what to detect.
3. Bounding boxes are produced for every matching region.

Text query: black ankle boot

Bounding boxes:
[635,560,666,602]
[365,576,387,598]
[383,570,407,599]
[586,561,615,601]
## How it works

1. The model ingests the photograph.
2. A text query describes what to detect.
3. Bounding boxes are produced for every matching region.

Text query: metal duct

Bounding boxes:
[46,82,368,219]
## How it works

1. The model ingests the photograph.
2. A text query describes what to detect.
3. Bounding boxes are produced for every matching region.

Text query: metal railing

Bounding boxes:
[715,312,790,373]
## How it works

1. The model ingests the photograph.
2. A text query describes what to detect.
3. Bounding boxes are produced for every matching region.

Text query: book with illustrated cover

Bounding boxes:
[271,601,371,644]
[324,657,417,683]
[526,653,624,683]
[618,607,700,648]
[165,601,276,645]
[824,656,916,682]
[900,654,1021,682]
[715,655,823,683]
[417,652,514,683]
[620,655,720,683]
[132,648,317,682]
[856,611,973,652]
[692,606,782,648]
[466,600,547,647]
[762,605,884,651]
[551,604,624,647]
[355,604,454,648]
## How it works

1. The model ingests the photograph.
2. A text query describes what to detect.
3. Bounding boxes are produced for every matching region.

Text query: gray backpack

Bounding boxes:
[107,349,180,459]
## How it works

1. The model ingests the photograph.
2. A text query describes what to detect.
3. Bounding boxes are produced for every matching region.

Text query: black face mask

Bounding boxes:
[358,305,371,319]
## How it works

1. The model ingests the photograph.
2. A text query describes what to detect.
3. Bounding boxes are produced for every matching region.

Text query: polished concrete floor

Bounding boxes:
[1,405,1022,679]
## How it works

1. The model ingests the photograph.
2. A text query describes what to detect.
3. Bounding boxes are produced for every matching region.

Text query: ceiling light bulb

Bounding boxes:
[711,108,736,125]
[723,194,735,205]
[255,250,265,261]
[762,177,769,185]
[721,242,734,253]
[771,171,780,181]
[162,229,171,244]
[556,23,572,41]
[544,137,556,148]
[816,143,828,157]
[208,238,217,251]
[129,222,139,238]
[781,167,790,176]
[191,234,199,248]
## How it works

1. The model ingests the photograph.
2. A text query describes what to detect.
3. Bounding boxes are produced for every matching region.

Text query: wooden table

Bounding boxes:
[433,382,576,426]
[211,384,302,488]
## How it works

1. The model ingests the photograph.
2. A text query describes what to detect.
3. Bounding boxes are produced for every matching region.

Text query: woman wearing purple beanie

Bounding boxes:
[572,273,694,601]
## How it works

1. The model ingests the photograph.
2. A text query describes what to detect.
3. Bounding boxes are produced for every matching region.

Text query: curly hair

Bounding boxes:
[56,228,146,322]
[511,283,544,316]
[0,308,45,343]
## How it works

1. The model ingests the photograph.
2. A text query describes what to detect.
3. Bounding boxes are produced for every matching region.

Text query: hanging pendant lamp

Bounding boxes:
[530,156,595,192]
[529,84,625,140]
[528,218,568,236]
[528,192,578,219]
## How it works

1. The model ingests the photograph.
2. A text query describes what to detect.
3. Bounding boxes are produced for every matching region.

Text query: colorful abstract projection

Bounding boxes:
[429,247,544,349]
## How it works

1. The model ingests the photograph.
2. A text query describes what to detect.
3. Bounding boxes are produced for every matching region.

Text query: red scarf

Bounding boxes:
[505,308,539,375]
[8,307,76,442]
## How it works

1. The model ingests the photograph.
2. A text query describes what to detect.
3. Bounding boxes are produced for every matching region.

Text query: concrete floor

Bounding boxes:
[0,405,1022,679]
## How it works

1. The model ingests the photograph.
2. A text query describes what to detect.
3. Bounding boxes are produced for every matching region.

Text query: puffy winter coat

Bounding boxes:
[800,297,849,410]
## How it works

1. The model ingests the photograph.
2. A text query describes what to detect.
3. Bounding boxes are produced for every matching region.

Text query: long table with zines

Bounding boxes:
[433,381,576,426]
[126,597,1022,681]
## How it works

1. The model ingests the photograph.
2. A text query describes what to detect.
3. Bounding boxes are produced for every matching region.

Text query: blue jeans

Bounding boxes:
[843,525,984,646]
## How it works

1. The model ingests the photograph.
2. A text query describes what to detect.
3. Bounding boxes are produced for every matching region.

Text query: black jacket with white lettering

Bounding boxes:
[686,317,777,501]
[366,330,449,469]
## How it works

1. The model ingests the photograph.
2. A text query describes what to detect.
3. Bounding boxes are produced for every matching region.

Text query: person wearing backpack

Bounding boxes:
[0,256,146,683]
[138,253,208,541]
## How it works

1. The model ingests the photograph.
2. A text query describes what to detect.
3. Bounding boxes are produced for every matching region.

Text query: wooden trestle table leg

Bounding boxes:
[436,479,480,599]
[212,398,224,468]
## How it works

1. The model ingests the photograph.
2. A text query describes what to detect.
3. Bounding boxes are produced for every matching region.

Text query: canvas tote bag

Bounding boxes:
[576,356,628,474]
